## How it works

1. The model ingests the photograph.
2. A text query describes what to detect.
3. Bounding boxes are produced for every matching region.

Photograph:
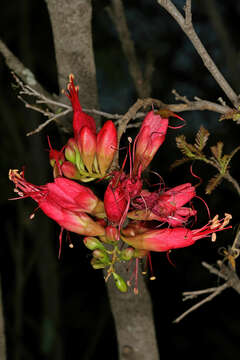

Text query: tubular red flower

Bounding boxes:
[9,170,105,236]
[104,173,128,225]
[39,200,105,236]
[122,215,231,252]
[104,169,143,226]
[133,110,168,174]
[96,120,118,175]
[65,74,96,138]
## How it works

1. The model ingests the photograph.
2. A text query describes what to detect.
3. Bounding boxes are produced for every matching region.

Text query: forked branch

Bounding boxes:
[157,0,240,107]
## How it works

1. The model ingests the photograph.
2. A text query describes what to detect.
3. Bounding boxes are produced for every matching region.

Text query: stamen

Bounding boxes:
[58,227,64,259]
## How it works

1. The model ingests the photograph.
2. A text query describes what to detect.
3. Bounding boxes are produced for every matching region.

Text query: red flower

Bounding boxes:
[122,214,232,252]
[78,126,97,173]
[9,170,105,236]
[96,120,118,175]
[133,110,168,174]
[104,171,129,225]
[128,183,196,226]
[65,74,96,138]
[133,110,184,174]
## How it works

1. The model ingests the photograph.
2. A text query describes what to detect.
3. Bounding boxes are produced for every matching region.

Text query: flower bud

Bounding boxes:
[83,237,106,251]
[96,120,117,175]
[65,138,77,163]
[91,258,106,269]
[61,161,82,180]
[78,126,97,173]
[105,225,119,242]
[133,110,168,174]
[120,247,134,261]
[65,138,86,174]
[93,249,110,264]
[104,176,128,224]
[112,272,128,292]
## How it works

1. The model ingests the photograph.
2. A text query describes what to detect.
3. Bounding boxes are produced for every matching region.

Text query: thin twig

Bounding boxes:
[13,73,234,137]
[26,109,71,136]
[0,39,51,98]
[173,282,229,323]
[174,258,240,323]
[182,286,221,301]
[157,0,240,107]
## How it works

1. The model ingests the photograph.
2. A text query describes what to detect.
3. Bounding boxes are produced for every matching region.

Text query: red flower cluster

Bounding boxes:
[9,75,232,292]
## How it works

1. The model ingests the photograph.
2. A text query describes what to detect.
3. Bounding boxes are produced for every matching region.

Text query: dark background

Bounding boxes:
[1,0,240,359]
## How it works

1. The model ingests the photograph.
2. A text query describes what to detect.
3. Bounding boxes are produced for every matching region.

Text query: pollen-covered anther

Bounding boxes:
[211,233,217,242]
[142,271,147,275]
[220,213,232,229]
[69,243,74,248]
[29,213,35,220]
[127,280,131,287]
[9,169,21,181]
[210,215,220,229]
[150,276,156,280]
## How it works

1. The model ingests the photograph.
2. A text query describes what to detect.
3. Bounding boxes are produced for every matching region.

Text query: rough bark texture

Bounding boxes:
[46,1,160,359]
[45,0,98,110]
[107,265,159,360]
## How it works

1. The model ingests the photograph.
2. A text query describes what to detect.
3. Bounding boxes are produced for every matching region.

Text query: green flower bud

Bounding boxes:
[83,237,106,251]
[120,247,134,261]
[112,272,128,292]
[91,258,106,269]
[93,249,110,264]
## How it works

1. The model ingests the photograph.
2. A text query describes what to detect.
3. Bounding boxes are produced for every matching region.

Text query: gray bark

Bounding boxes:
[45,0,98,110]
[46,1,160,359]
[107,265,159,360]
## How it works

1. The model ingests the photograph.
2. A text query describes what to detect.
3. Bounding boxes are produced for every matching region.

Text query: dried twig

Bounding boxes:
[174,282,229,323]
[174,254,240,323]
[157,0,240,107]
[12,74,234,137]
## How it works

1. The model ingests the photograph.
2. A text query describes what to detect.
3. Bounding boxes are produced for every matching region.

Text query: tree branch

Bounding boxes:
[156,0,240,107]
[107,0,153,97]
[0,38,50,97]
[174,257,240,323]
